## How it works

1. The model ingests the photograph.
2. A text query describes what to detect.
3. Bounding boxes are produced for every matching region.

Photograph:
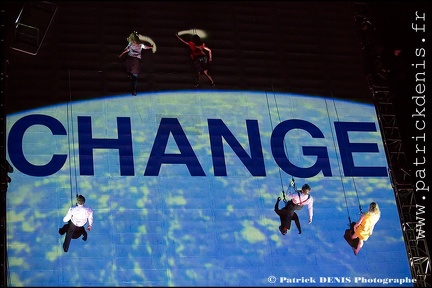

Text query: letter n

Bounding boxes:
[208,119,265,176]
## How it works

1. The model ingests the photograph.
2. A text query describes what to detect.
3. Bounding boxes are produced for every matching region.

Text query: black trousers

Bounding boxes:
[274,200,302,232]
[59,222,87,240]
[63,220,83,252]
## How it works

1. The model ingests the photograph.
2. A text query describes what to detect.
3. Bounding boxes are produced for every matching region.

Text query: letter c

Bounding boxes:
[8,114,67,176]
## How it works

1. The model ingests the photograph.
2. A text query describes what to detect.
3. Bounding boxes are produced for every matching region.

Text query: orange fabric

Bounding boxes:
[354,212,380,241]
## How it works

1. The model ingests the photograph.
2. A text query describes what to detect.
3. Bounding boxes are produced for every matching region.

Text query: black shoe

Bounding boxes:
[82,236,87,241]
[63,244,68,252]
[58,228,64,235]
[132,90,137,96]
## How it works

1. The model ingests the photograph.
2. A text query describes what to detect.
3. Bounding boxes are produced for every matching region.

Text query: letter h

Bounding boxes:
[78,116,134,175]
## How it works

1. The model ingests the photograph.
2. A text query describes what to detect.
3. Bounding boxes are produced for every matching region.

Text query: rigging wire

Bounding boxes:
[331,100,363,216]
[324,98,351,224]
[325,96,363,226]
[265,91,284,196]
[314,13,363,225]
[67,68,79,207]
[265,83,293,203]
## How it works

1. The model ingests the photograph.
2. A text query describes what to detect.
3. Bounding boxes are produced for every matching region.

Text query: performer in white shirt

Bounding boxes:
[274,180,313,235]
[61,195,93,252]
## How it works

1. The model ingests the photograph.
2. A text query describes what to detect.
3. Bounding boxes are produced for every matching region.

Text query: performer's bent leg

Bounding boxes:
[284,211,294,230]
[131,74,138,95]
[82,228,88,241]
[58,224,68,235]
[274,199,289,234]
[195,73,200,87]
[354,239,364,255]
[283,203,298,230]
[63,221,77,252]
[292,212,302,234]
[275,208,288,227]
[203,70,214,85]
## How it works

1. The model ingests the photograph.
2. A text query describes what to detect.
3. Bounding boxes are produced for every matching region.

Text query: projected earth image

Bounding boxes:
[5,90,412,286]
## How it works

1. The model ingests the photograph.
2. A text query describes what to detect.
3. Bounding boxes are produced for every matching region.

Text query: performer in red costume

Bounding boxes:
[176,33,215,88]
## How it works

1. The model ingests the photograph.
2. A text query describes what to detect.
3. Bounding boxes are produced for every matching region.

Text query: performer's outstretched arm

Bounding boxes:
[176,33,188,45]
[118,48,129,58]
[204,46,212,61]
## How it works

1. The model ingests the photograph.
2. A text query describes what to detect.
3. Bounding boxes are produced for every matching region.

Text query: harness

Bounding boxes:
[294,190,310,205]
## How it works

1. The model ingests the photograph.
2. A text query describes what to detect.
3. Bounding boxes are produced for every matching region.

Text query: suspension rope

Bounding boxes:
[67,68,79,207]
[324,98,352,225]
[265,90,284,196]
[330,100,363,216]
[266,83,293,203]
[284,86,304,196]
[272,83,293,199]
[325,96,362,226]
